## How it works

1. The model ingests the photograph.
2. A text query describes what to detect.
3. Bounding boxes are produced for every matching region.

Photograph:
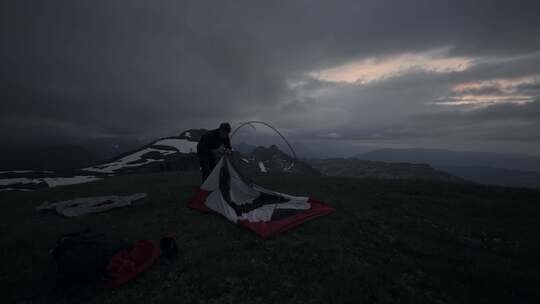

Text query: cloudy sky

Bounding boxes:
[2,0,540,155]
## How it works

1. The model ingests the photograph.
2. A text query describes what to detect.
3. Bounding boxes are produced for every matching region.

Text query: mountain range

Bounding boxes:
[2,130,540,190]
[358,148,540,172]
[357,148,540,188]
[0,129,317,192]
[308,158,464,183]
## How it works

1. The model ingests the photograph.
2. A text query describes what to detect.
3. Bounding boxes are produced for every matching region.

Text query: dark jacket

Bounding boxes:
[197,129,231,154]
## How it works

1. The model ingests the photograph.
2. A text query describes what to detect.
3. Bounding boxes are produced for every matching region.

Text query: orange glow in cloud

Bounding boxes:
[312,49,472,84]
[441,75,540,107]
[435,95,534,106]
[453,76,540,94]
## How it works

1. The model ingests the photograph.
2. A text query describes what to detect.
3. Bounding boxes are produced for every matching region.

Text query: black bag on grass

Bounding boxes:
[51,229,130,285]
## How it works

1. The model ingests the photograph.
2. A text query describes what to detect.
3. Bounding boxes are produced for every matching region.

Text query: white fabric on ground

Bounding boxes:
[201,158,224,191]
[238,204,276,222]
[252,184,309,202]
[201,157,311,223]
[227,161,260,205]
[204,190,239,223]
[36,193,147,217]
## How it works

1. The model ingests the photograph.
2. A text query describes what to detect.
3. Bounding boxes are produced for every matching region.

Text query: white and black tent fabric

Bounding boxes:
[188,156,334,238]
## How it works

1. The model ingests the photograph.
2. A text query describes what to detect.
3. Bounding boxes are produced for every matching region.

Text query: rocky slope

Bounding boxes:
[231,145,320,177]
[0,130,319,191]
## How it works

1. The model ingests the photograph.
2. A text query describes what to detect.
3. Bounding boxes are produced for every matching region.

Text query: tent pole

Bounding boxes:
[230,121,298,160]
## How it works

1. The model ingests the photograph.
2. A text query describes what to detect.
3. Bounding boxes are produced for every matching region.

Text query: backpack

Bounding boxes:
[51,229,130,285]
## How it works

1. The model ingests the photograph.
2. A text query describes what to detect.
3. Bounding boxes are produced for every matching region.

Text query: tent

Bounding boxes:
[188,156,334,238]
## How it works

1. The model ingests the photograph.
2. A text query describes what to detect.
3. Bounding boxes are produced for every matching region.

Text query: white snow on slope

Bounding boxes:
[153,138,197,153]
[84,138,198,174]
[43,176,102,187]
[0,170,55,174]
[0,170,34,174]
[0,176,101,188]
[284,162,295,171]
[184,131,192,138]
[0,188,34,192]
[258,162,267,173]
[0,178,39,186]
[241,158,250,163]
[83,147,174,173]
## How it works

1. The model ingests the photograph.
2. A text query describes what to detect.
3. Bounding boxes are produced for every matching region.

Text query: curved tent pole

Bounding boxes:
[230,121,298,160]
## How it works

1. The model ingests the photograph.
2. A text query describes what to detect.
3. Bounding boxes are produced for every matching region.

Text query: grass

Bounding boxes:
[1,171,540,303]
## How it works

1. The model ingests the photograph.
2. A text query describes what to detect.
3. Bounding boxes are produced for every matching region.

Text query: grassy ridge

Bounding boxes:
[1,172,540,303]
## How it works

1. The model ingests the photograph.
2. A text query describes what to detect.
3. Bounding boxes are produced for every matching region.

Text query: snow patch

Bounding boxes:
[0,176,101,188]
[284,162,295,171]
[0,188,34,192]
[83,147,173,173]
[85,139,198,173]
[0,178,41,186]
[185,131,191,138]
[43,176,102,187]
[0,170,55,174]
[153,138,197,153]
[258,162,267,173]
[241,158,250,163]
[0,170,34,174]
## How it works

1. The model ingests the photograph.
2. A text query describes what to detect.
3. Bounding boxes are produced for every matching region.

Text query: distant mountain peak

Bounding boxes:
[78,130,319,176]
[237,145,319,175]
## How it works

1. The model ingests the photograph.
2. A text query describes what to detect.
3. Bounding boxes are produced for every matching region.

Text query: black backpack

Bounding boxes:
[51,229,130,285]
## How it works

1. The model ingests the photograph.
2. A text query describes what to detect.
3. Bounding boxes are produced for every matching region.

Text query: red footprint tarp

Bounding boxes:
[188,156,334,238]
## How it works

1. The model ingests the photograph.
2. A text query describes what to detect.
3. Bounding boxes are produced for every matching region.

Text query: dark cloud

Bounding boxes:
[2,0,540,155]
[279,98,318,114]
[517,82,540,95]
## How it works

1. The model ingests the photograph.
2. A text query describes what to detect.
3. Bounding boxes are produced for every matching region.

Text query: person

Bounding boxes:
[197,122,232,182]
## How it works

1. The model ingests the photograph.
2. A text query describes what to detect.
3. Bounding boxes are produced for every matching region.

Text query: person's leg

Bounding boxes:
[198,153,211,183]
[208,153,217,171]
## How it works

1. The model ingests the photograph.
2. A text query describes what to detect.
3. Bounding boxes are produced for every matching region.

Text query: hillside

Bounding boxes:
[0,130,202,192]
[439,166,540,189]
[232,145,320,177]
[2,172,540,303]
[308,158,463,182]
[359,148,540,172]
[0,131,319,192]
[358,148,540,188]
[81,129,202,175]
